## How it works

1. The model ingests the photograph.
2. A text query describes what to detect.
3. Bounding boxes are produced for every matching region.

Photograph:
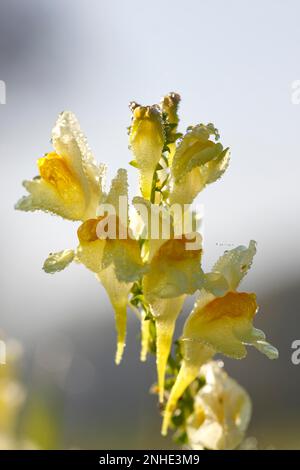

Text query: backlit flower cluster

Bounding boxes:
[16,93,278,447]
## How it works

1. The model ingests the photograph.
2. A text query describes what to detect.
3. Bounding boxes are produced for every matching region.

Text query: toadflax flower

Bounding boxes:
[186,361,252,450]
[169,123,230,206]
[15,111,106,221]
[133,197,204,402]
[162,241,278,435]
[76,171,146,364]
[44,169,146,365]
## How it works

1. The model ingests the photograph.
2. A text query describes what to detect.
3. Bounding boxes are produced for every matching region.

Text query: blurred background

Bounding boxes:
[0,0,299,449]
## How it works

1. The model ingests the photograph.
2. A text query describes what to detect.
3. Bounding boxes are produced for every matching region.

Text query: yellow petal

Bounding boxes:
[184,291,258,359]
[52,111,105,219]
[169,167,205,206]
[210,240,257,291]
[38,152,85,204]
[93,169,146,282]
[104,168,128,220]
[77,217,106,272]
[132,197,173,262]
[186,362,252,450]
[97,266,132,365]
[172,136,220,182]
[140,312,151,362]
[169,124,229,205]
[102,238,146,283]
[143,236,203,299]
[162,341,214,435]
[77,214,145,282]
[15,173,86,221]
[169,147,230,205]
[151,296,185,402]
[176,146,230,202]
[142,235,203,402]
[129,106,164,199]
[162,291,267,435]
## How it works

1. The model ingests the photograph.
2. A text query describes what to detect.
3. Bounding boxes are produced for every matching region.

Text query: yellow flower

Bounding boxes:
[15,97,278,447]
[15,111,105,221]
[169,123,230,205]
[144,236,203,403]
[129,105,165,199]
[133,198,204,402]
[76,170,146,364]
[186,362,252,450]
[41,169,146,364]
[162,241,278,435]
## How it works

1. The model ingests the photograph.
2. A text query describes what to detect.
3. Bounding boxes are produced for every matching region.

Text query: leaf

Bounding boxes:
[43,250,74,274]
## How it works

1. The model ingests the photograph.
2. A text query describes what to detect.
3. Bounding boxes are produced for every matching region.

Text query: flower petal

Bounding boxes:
[97,266,132,365]
[141,230,203,402]
[169,124,229,205]
[162,342,214,435]
[132,197,174,262]
[77,218,106,272]
[104,168,128,219]
[52,111,106,219]
[77,174,146,283]
[150,296,185,402]
[209,240,257,291]
[183,291,258,359]
[15,175,86,221]
[102,238,147,283]
[140,312,151,362]
[187,362,252,450]
[143,236,203,299]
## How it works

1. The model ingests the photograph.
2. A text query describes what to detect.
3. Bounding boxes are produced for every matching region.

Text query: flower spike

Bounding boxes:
[15,96,279,447]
